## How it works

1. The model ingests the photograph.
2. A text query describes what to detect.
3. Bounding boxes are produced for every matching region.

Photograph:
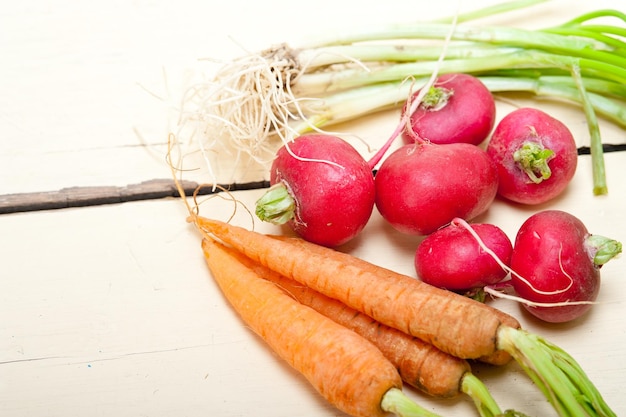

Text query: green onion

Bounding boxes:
[178,1,625,193]
[571,64,608,195]
[433,0,550,23]
[290,76,626,136]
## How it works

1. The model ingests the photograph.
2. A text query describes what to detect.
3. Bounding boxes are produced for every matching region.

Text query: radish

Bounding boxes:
[415,218,513,292]
[402,73,496,146]
[486,107,578,205]
[374,142,499,235]
[509,210,622,323]
[255,134,375,247]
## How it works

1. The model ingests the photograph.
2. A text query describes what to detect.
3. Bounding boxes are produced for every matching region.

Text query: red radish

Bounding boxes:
[374,142,498,235]
[402,73,496,146]
[255,134,375,247]
[415,218,513,292]
[509,210,622,323]
[486,107,578,205]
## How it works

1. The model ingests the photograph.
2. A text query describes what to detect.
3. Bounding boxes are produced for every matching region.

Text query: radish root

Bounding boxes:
[166,133,256,230]
[450,218,594,308]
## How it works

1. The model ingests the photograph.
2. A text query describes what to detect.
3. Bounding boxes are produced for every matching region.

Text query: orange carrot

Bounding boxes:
[201,237,445,417]
[271,234,518,366]
[195,216,517,360]
[220,239,470,398]
[213,237,510,416]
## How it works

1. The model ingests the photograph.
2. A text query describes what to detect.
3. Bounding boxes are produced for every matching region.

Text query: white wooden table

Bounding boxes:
[1,1,625,416]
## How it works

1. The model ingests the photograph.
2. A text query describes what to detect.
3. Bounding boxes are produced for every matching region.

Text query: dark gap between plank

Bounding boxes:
[1,144,624,215]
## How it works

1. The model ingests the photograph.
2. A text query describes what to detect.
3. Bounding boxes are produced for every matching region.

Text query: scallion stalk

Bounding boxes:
[290,76,626,135]
[433,0,550,24]
[295,50,626,94]
[572,64,608,195]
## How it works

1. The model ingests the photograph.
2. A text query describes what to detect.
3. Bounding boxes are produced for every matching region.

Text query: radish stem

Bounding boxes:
[255,183,296,225]
[420,86,454,111]
[585,235,623,266]
[513,141,555,184]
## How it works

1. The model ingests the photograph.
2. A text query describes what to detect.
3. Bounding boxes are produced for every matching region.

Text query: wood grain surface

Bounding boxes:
[1,1,625,416]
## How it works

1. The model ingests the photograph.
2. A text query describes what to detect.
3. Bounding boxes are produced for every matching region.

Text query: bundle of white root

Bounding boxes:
[174,0,626,194]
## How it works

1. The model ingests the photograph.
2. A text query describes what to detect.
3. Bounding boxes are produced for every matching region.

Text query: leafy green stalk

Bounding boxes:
[481,76,626,126]
[548,9,626,28]
[380,388,444,417]
[290,75,626,137]
[433,0,550,24]
[540,9,626,51]
[460,373,503,417]
[571,64,608,195]
[296,43,521,70]
[513,142,555,184]
[497,326,616,417]
[303,22,626,69]
[295,50,626,94]
[585,234,623,266]
[481,71,626,99]
[542,26,626,51]
[254,183,296,225]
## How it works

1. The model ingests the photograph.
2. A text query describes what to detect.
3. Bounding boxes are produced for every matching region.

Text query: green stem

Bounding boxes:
[481,76,626,126]
[254,183,296,225]
[542,26,626,51]
[421,86,453,110]
[540,9,626,50]
[290,74,626,137]
[497,326,617,417]
[556,9,626,27]
[482,72,626,99]
[460,373,503,417]
[305,22,626,69]
[585,234,623,266]
[380,388,444,417]
[290,80,422,134]
[433,0,550,24]
[296,43,520,71]
[571,64,608,195]
[295,50,626,94]
[513,141,555,184]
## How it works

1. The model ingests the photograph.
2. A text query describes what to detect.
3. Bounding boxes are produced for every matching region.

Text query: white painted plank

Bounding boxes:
[1,1,625,416]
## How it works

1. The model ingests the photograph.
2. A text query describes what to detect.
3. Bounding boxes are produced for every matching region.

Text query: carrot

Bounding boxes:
[270,234,518,366]
[216,239,510,417]
[222,238,468,396]
[194,216,617,417]
[196,216,512,360]
[200,237,444,417]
